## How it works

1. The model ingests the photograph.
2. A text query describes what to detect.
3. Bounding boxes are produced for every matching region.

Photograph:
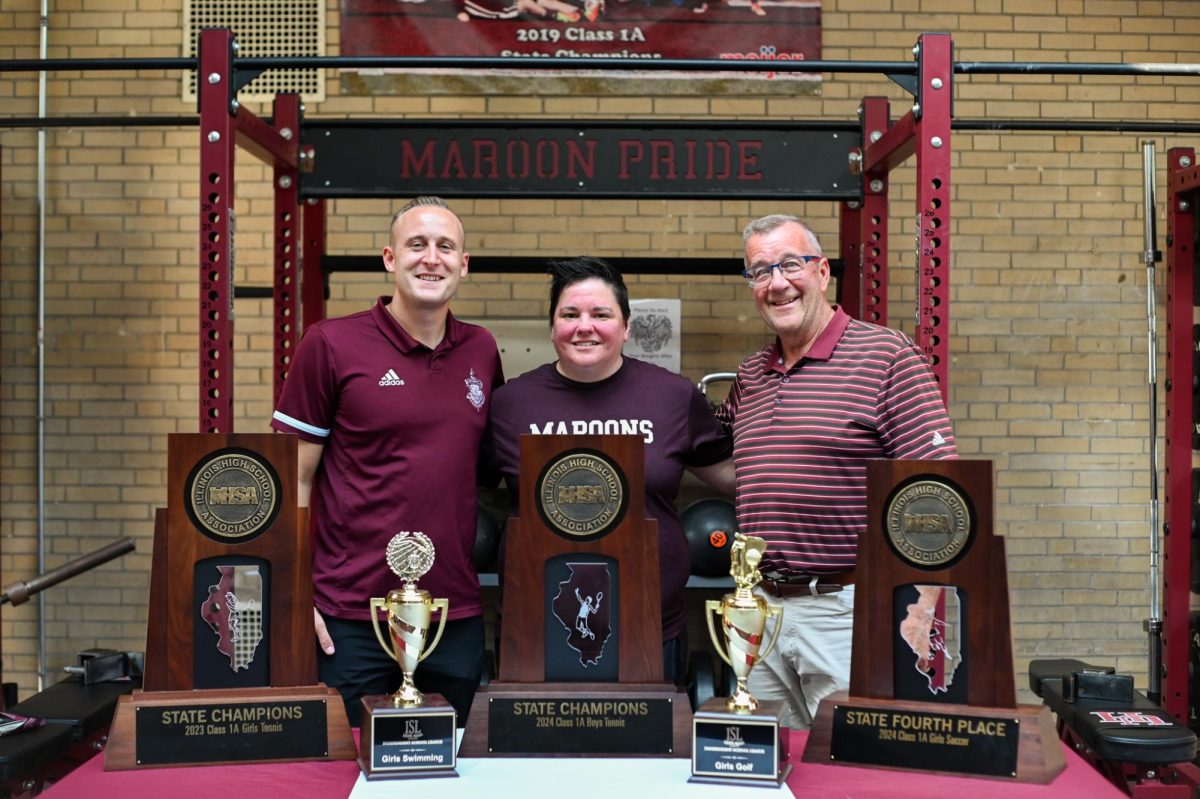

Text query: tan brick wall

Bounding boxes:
[2,0,1198,702]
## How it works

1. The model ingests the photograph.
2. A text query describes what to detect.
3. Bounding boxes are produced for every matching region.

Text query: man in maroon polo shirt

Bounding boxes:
[718,214,957,729]
[271,197,503,726]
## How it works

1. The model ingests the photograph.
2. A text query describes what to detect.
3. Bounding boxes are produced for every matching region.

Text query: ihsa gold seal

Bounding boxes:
[538,450,625,539]
[885,479,971,568]
[187,450,280,542]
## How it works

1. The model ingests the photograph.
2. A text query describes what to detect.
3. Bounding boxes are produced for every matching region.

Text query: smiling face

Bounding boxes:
[551,277,630,383]
[382,206,469,314]
[744,221,833,357]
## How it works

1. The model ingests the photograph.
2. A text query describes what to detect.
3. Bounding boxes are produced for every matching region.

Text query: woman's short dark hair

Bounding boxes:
[547,256,630,324]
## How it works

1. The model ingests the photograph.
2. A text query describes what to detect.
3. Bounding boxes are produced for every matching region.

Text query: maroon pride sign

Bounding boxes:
[300,123,860,199]
[340,0,820,81]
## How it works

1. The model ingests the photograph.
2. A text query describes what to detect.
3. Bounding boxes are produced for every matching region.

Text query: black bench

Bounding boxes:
[0,722,74,796]
[0,675,141,796]
[1029,657,1200,799]
[1029,658,1195,765]
[8,675,140,746]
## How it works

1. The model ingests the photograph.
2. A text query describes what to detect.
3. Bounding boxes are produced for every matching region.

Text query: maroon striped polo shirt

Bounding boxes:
[718,307,957,576]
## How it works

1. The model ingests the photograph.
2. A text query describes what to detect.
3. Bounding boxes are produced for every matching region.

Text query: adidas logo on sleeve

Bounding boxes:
[379,369,405,387]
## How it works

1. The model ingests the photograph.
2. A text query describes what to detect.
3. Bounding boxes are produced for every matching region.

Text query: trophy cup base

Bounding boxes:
[690,697,790,787]
[359,693,458,780]
[803,691,1066,784]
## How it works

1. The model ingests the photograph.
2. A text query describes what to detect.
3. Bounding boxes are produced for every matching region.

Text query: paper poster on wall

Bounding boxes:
[338,0,820,84]
[627,299,680,374]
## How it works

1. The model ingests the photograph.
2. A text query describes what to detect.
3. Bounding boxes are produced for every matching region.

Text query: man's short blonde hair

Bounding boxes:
[389,196,465,247]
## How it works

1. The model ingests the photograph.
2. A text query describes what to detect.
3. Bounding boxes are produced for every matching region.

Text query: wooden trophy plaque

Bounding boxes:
[803,460,1064,783]
[459,434,692,758]
[105,433,355,770]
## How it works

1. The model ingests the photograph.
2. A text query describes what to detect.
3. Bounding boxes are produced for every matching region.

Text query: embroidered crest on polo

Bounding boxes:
[931,431,946,446]
[465,368,485,410]
[378,368,405,387]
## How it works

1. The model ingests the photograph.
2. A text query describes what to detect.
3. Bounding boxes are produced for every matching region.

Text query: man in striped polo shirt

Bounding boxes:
[717,214,957,729]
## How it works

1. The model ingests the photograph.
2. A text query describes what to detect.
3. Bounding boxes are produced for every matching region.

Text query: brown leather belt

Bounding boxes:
[761,568,856,597]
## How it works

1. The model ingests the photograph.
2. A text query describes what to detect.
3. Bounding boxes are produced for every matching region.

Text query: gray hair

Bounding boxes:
[742,214,823,265]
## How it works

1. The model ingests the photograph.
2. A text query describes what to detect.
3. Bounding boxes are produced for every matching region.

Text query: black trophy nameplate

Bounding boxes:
[829,705,1020,778]
[692,704,790,785]
[134,698,329,765]
[362,699,457,780]
[487,696,675,755]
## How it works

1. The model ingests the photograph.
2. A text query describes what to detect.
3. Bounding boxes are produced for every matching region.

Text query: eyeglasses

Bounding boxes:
[741,255,824,287]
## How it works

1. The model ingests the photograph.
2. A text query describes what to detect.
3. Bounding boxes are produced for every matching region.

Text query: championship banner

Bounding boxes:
[339,0,821,85]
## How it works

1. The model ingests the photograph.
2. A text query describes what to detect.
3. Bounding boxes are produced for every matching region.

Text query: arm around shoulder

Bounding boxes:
[688,458,736,496]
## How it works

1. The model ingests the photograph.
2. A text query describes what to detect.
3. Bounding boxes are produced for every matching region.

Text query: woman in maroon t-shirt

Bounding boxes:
[487,256,734,683]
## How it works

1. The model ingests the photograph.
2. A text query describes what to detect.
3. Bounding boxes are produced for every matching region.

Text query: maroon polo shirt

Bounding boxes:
[719,306,957,576]
[272,297,503,621]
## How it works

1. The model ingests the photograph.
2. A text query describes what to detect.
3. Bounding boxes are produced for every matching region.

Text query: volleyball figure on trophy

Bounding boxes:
[360,531,457,780]
[369,530,449,707]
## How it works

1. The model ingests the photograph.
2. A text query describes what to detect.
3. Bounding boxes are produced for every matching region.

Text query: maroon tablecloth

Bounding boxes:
[783,731,1124,798]
[42,728,1126,798]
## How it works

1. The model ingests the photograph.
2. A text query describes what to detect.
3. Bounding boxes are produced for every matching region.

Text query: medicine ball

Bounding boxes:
[682,497,736,577]
[473,504,502,573]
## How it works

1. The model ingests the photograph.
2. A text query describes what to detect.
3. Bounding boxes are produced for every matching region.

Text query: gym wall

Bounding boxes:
[1,0,1197,699]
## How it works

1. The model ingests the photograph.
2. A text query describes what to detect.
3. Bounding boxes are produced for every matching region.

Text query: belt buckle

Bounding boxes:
[807,575,821,597]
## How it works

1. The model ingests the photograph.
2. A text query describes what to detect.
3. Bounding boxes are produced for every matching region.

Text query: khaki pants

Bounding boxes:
[745,585,855,730]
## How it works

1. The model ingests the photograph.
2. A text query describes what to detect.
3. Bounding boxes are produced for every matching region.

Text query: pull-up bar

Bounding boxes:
[3,55,1199,78]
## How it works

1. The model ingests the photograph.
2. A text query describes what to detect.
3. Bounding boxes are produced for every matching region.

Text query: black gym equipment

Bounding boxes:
[1030,659,1199,795]
[0,541,139,794]
[681,497,736,578]
[473,503,503,574]
[684,650,735,713]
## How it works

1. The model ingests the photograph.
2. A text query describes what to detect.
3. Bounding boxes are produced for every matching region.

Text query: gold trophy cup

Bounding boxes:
[361,531,457,779]
[369,530,449,707]
[704,533,784,713]
[691,533,790,786]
